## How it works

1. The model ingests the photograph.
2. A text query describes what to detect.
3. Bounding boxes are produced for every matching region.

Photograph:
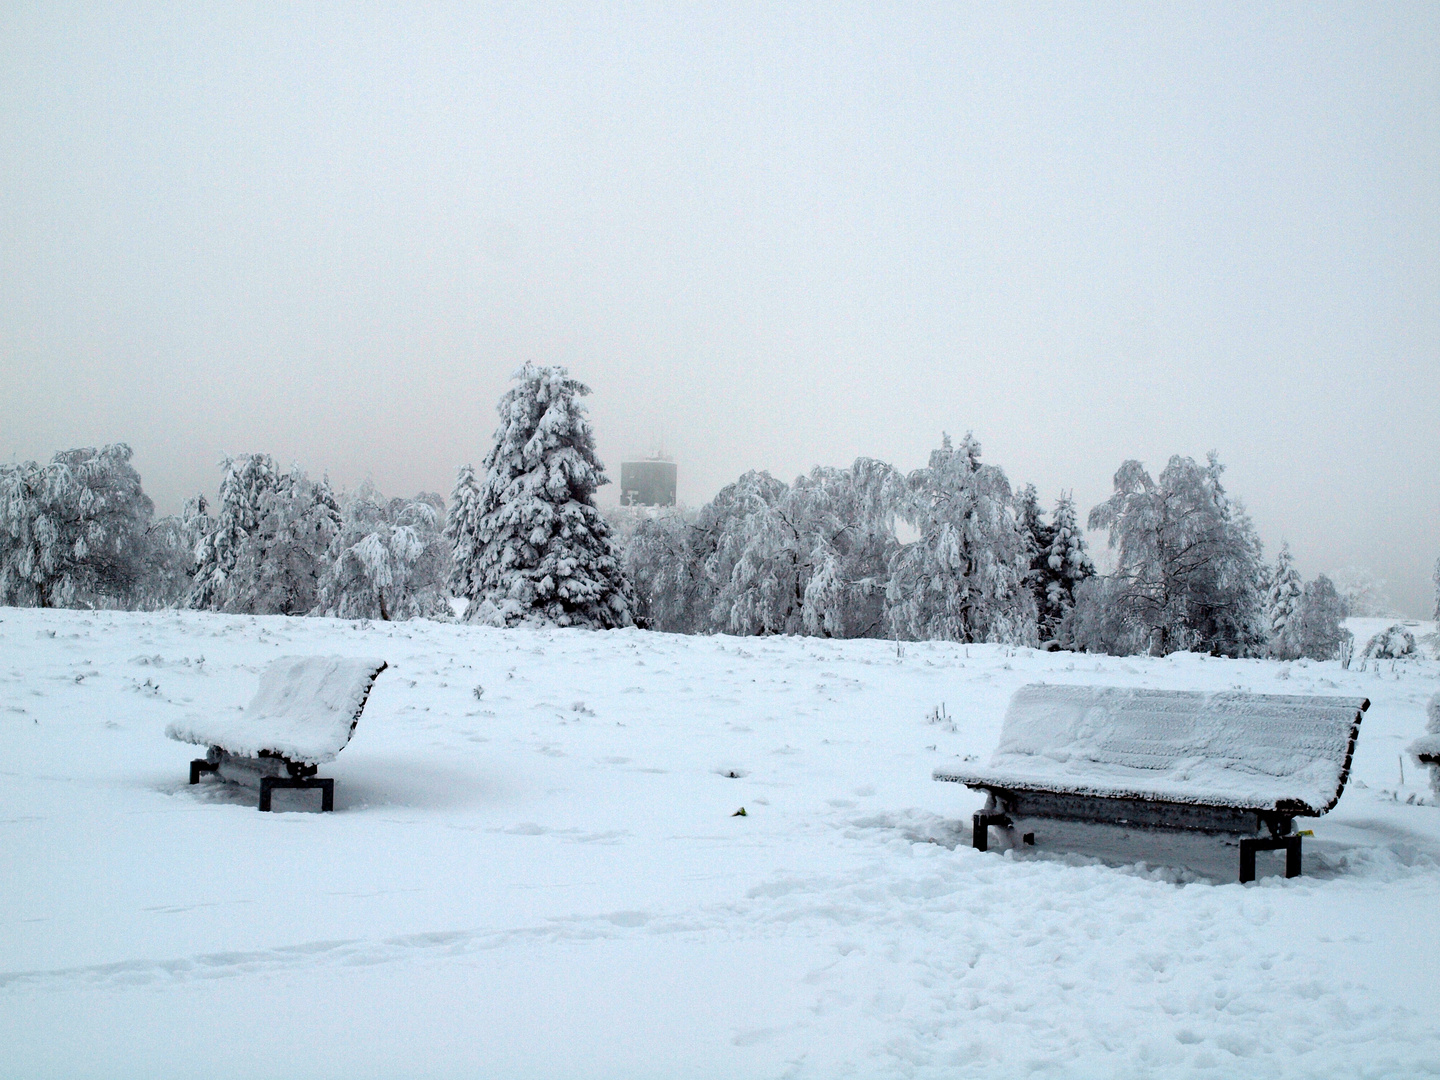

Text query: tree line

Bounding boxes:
[2,364,1417,660]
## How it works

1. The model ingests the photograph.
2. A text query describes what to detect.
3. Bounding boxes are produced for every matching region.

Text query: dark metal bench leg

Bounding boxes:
[320,778,334,812]
[972,811,1012,853]
[189,759,218,785]
[1239,839,1257,883]
[259,777,275,812]
[1240,835,1302,883]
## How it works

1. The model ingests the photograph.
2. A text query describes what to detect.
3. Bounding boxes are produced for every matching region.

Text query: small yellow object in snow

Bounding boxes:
[1296,829,1314,837]
[732,807,747,817]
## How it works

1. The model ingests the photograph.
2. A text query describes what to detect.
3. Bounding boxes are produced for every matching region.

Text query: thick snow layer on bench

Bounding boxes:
[166,656,386,764]
[936,684,1368,814]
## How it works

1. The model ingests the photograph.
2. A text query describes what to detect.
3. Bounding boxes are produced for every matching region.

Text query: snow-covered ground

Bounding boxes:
[2,608,1438,1079]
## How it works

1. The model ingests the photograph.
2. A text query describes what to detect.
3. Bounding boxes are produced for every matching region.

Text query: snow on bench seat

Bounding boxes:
[935,684,1369,881]
[936,684,1368,814]
[167,655,388,766]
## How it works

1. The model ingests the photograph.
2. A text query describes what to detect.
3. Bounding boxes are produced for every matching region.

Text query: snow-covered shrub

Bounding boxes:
[1087,453,1266,657]
[1361,624,1417,660]
[1266,543,1304,659]
[317,484,451,621]
[887,433,1037,645]
[452,364,634,629]
[0,444,154,608]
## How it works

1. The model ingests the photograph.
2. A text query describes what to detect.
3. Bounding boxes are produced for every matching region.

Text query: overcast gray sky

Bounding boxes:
[2,3,1437,614]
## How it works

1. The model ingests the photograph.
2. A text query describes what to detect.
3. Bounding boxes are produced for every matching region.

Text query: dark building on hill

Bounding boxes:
[620,458,677,507]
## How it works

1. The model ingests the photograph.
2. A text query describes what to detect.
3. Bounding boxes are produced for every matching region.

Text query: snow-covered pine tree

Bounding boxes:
[444,463,484,609]
[462,364,634,628]
[188,454,279,610]
[1290,574,1350,661]
[1043,492,1095,644]
[1266,542,1304,659]
[1015,485,1058,639]
[1434,556,1439,623]
[886,433,1037,645]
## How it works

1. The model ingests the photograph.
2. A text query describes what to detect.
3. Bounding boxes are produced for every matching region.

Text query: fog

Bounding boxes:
[2,4,1436,614]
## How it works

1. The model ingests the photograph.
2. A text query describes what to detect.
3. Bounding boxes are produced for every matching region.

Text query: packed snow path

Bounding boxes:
[2,608,1438,1079]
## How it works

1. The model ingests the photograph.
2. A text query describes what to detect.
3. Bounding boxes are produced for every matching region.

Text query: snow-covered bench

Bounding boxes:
[1407,692,1440,798]
[167,656,387,811]
[935,684,1369,882]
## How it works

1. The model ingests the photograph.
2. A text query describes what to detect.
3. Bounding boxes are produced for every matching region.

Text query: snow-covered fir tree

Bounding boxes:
[0,444,153,608]
[459,364,634,628]
[1290,574,1350,661]
[444,463,484,607]
[188,454,280,610]
[1042,492,1094,644]
[1266,542,1304,659]
[1087,452,1266,657]
[1015,485,1058,638]
[316,484,451,621]
[886,433,1037,645]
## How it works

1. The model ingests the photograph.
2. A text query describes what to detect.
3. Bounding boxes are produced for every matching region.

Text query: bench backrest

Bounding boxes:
[943,684,1368,813]
[167,655,387,765]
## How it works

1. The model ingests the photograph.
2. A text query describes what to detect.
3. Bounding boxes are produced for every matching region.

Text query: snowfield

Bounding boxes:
[2,608,1439,1079]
